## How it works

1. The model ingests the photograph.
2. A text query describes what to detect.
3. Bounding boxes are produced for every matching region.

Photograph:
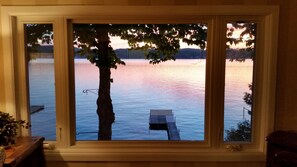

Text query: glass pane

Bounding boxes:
[73,24,207,141]
[224,22,256,142]
[25,24,56,140]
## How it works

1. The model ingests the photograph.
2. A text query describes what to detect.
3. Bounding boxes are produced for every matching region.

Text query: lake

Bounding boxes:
[29,59,253,141]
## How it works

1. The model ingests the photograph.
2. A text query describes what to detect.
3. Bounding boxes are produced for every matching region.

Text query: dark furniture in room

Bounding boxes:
[266,130,297,167]
[4,137,45,167]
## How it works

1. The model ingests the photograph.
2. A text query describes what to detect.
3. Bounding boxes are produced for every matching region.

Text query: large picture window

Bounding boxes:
[1,5,278,161]
[72,23,207,141]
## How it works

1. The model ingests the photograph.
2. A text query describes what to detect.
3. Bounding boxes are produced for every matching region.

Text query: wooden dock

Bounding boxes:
[30,105,44,114]
[149,109,180,140]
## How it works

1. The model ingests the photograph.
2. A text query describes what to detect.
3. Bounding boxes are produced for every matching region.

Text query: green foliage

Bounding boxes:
[26,23,208,66]
[25,24,53,51]
[73,24,126,68]
[226,48,254,62]
[226,23,256,48]
[243,84,253,108]
[73,24,207,65]
[25,24,53,62]
[112,24,207,64]
[0,111,30,146]
[225,120,251,142]
[226,22,257,61]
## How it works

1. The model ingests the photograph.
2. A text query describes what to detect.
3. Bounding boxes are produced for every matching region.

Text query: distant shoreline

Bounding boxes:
[29,46,253,60]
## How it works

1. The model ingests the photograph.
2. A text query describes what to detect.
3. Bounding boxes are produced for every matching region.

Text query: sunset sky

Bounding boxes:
[109,36,199,50]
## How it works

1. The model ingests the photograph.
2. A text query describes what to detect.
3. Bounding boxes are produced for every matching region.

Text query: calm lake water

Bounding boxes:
[29,59,252,141]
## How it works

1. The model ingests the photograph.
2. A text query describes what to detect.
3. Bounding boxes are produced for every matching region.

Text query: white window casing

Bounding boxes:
[0,5,279,162]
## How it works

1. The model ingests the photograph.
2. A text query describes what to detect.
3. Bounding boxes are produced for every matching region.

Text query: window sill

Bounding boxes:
[44,147,266,162]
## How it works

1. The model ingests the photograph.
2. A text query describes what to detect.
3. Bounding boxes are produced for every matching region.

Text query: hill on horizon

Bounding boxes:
[29,46,253,60]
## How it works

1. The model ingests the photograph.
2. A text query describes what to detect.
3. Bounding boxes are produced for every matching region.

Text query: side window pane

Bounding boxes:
[224,22,256,142]
[73,24,207,141]
[25,24,56,140]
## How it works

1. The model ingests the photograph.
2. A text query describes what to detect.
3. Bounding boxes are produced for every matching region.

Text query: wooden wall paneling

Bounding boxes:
[274,0,297,131]
[0,6,5,111]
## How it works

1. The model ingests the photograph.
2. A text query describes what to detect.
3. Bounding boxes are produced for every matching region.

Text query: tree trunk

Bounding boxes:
[97,26,115,140]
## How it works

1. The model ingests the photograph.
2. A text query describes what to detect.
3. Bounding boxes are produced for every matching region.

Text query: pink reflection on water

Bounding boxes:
[111,59,206,100]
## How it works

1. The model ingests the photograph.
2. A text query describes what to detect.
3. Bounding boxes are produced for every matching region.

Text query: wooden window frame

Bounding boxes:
[1,5,279,162]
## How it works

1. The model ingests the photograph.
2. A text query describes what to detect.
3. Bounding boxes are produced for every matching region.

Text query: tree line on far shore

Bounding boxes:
[29,45,253,60]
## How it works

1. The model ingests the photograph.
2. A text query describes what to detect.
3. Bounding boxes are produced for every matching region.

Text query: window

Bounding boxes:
[25,24,56,141]
[1,5,278,161]
[224,22,256,142]
[72,23,207,141]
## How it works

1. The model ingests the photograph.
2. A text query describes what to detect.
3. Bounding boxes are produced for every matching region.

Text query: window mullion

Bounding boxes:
[66,19,76,146]
[207,16,226,149]
[16,17,30,137]
[54,17,72,147]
